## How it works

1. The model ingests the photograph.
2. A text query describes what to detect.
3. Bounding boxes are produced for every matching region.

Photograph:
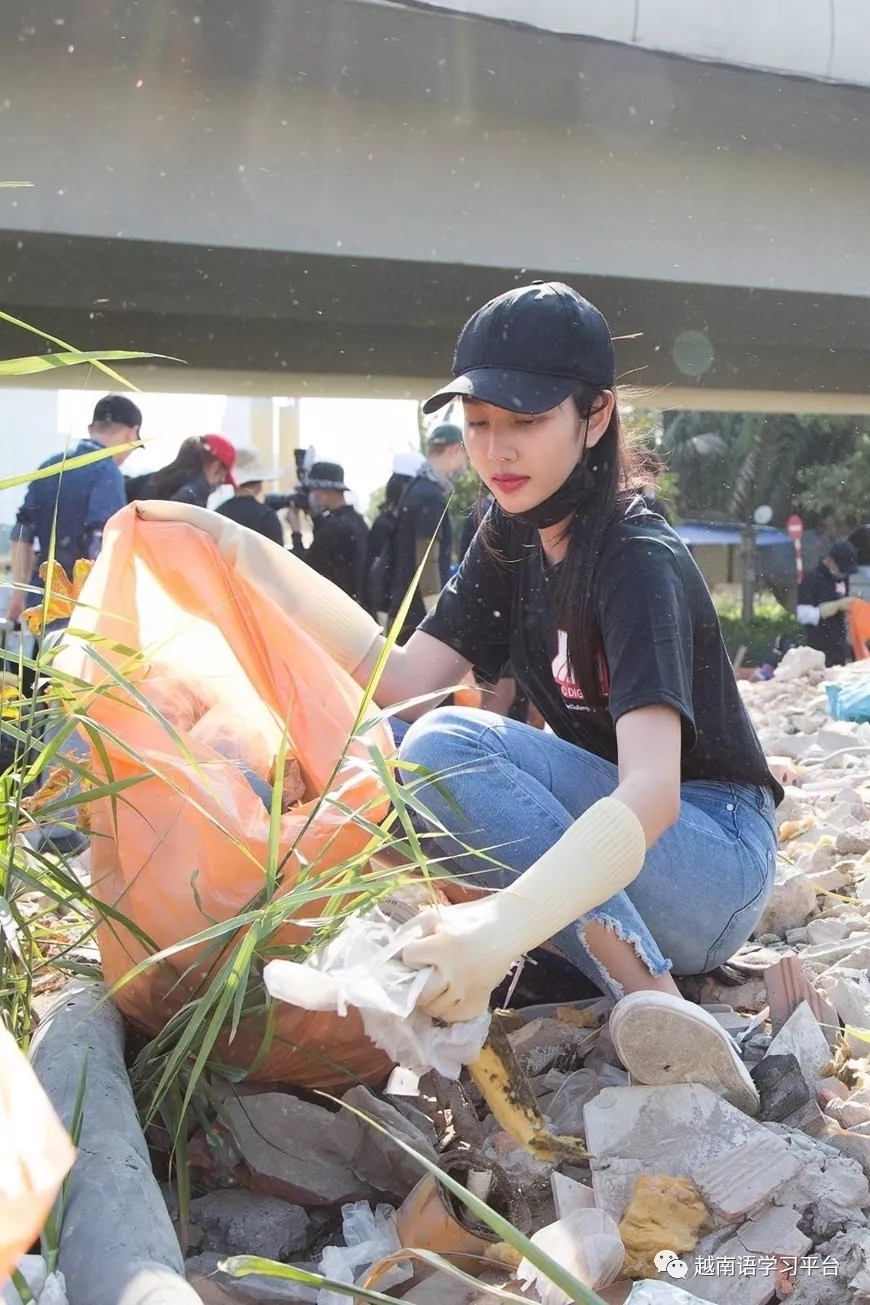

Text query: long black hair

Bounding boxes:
[482,385,640,711]
[149,437,213,500]
[555,388,641,710]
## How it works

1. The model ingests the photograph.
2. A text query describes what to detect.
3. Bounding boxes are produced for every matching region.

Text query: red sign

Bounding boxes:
[787,514,804,541]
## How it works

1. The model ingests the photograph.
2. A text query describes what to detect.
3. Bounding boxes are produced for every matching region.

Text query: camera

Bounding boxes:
[264,448,313,513]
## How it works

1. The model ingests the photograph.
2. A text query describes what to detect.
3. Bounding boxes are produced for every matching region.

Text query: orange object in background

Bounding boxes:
[56,506,395,1087]
[850,598,870,661]
[0,1026,75,1285]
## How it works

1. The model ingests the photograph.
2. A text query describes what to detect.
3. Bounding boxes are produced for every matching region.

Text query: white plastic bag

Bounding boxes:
[264,904,491,1077]
[517,1208,624,1302]
[318,1202,412,1305]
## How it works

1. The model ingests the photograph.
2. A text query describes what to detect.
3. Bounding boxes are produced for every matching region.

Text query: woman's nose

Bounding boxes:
[488,432,515,463]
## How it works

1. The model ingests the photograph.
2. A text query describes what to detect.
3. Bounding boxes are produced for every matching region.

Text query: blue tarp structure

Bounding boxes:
[674,521,792,549]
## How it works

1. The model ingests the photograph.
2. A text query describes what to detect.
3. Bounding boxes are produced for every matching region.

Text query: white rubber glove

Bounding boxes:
[402,795,646,1022]
[134,500,382,674]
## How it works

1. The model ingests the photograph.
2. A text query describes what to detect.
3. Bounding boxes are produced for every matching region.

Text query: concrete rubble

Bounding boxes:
[144,655,870,1303]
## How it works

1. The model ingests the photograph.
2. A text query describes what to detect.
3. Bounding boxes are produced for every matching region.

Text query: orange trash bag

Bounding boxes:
[56,506,395,1087]
[850,598,870,661]
[0,1025,75,1284]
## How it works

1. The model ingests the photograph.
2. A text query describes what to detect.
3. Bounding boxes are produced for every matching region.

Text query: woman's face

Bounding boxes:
[462,393,614,515]
[204,458,229,488]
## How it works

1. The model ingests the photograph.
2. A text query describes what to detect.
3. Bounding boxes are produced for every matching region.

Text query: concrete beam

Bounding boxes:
[4,364,870,416]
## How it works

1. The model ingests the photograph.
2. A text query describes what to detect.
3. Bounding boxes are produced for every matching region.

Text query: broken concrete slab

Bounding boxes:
[189,1192,311,1260]
[693,1132,801,1221]
[736,1205,812,1259]
[583,1086,798,1225]
[765,1002,832,1080]
[341,1085,438,1199]
[222,1093,371,1207]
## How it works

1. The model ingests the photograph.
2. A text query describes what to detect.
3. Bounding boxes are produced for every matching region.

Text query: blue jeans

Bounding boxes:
[397,707,777,1000]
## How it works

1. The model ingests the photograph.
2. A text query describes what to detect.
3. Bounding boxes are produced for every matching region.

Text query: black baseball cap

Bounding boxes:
[828,540,859,576]
[91,394,143,430]
[423,281,615,415]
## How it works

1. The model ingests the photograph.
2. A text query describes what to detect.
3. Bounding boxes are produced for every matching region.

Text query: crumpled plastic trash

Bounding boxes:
[264,903,491,1078]
[3,1256,68,1305]
[517,1204,624,1302]
[318,1202,412,1305]
[625,1282,716,1304]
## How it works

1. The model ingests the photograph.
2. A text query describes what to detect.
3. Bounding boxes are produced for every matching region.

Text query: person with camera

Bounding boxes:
[286,462,369,604]
[216,449,284,545]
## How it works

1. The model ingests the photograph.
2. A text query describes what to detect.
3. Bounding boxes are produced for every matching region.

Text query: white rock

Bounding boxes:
[766,1002,832,1080]
[775,647,827,681]
[755,863,818,935]
[807,918,850,945]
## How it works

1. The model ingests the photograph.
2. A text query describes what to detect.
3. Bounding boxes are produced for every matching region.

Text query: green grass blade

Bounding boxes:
[0,308,150,389]
[0,350,168,377]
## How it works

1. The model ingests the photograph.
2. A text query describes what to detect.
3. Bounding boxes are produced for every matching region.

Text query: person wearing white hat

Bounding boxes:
[216,448,284,545]
[366,452,427,618]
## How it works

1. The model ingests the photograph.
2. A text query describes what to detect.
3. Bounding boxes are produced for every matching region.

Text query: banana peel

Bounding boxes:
[467,1012,588,1164]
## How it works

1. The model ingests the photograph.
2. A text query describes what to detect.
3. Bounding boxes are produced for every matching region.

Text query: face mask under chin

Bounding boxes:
[508,460,599,529]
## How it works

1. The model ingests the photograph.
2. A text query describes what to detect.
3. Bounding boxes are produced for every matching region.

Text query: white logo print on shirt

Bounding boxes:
[551,631,611,710]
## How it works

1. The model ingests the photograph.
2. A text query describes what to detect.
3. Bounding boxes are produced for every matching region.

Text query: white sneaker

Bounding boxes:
[609,990,760,1116]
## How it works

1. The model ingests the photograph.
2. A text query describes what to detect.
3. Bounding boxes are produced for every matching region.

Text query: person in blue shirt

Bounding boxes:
[7,394,141,626]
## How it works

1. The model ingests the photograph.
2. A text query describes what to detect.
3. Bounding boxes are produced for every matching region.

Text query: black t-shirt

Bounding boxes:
[422,496,782,802]
[798,562,850,667]
[292,505,369,603]
[217,493,284,546]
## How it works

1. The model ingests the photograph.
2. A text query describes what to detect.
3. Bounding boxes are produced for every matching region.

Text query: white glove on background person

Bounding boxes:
[134,500,381,674]
[402,795,646,1022]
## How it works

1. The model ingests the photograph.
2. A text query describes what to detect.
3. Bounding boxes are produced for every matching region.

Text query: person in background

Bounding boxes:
[367,451,425,619]
[288,462,369,603]
[8,393,142,626]
[8,392,142,858]
[797,539,858,666]
[388,424,468,641]
[133,434,236,507]
[216,449,284,545]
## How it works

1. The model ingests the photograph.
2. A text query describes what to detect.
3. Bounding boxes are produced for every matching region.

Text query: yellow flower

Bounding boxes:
[22,559,95,636]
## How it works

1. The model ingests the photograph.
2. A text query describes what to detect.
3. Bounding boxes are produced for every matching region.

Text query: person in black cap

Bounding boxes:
[8,393,142,627]
[797,539,857,666]
[387,423,468,640]
[287,462,369,603]
[134,282,780,1116]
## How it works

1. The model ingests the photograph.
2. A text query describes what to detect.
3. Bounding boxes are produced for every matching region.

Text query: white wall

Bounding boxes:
[371,0,870,87]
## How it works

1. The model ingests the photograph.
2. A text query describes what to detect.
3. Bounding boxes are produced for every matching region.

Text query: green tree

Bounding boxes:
[795,430,870,532]
[660,411,866,524]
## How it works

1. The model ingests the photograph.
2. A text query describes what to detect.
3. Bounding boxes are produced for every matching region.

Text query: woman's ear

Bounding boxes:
[584,391,616,450]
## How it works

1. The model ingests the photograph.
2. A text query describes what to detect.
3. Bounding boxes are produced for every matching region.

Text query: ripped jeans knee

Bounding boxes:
[562,908,673,1002]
